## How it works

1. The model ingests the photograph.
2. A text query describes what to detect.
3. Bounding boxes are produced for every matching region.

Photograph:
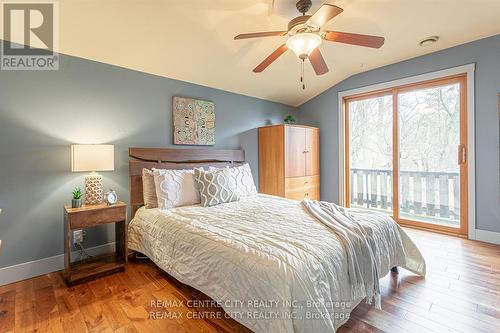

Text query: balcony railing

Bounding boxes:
[350,168,460,225]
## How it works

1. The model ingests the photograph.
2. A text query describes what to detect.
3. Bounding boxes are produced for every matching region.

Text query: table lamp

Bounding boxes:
[71,144,114,205]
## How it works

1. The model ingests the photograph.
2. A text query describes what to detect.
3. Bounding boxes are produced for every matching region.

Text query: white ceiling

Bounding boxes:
[7,0,500,106]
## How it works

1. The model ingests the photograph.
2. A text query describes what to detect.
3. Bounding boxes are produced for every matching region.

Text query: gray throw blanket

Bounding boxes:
[302,199,382,309]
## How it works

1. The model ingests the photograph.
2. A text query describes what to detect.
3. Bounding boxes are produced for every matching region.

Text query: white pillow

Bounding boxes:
[152,168,200,209]
[142,168,158,209]
[210,163,257,197]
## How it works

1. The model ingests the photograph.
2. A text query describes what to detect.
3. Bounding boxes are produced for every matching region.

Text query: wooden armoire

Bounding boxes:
[258,124,320,200]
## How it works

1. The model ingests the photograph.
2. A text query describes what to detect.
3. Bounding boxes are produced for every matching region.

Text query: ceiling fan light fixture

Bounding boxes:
[286,33,322,59]
[236,2,384,78]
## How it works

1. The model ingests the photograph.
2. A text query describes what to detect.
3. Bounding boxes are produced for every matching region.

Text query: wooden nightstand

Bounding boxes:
[63,201,127,286]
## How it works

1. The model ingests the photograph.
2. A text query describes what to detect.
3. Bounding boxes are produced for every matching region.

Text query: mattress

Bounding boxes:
[128,194,425,333]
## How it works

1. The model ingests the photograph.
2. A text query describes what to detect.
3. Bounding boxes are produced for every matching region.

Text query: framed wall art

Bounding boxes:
[173,96,215,145]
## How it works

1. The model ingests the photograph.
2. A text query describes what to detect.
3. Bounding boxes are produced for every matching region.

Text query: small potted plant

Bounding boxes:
[72,187,83,208]
[284,115,296,124]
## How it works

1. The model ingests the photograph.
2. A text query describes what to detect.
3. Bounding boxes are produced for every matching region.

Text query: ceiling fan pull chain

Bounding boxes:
[300,60,303,83]
[301,59,305,90]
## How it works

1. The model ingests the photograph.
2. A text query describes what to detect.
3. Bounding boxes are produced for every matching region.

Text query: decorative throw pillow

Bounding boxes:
[153,168,200,210]
[194,168,240,207]
[142,168,158,209]
[209,163,257,197]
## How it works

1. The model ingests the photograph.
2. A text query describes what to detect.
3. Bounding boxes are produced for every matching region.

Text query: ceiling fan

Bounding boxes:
[235,0,385,82]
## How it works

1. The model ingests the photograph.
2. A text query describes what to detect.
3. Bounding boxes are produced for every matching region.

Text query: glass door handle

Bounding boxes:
[458,144,466,165]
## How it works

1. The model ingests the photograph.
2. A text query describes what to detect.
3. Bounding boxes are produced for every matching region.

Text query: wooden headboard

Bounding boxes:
[129,147,245,217]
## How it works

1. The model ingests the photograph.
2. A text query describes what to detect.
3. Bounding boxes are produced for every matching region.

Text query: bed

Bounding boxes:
[127,148,426,333]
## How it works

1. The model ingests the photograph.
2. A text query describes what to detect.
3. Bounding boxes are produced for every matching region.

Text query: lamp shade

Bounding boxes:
[71,144,114,172]
[286,33,322,59]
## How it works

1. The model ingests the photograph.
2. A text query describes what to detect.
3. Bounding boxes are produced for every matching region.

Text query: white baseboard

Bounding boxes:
[474,229,500,245]
[0,242,116,286]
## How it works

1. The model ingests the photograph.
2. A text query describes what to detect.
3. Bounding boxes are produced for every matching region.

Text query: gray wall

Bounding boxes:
[0,50,296,269]
[299,34,500,233]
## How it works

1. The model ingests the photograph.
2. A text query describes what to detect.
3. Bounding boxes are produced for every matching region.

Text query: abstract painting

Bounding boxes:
[173,96,215,145]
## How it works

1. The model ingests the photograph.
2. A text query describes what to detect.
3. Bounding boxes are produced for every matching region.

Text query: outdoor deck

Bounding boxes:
[350,168,460,227]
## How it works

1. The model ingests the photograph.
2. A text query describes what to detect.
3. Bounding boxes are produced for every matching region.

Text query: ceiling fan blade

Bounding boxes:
[307,4,343,28]
[309,48,329,75]
[323,31,385,48]
[234,31,287,40]
[253,44,288,73]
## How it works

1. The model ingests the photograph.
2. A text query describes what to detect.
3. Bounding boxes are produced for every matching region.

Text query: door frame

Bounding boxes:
[338,64,476,239]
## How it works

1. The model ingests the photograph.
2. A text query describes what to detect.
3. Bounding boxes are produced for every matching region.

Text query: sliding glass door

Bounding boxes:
[347,94,393,213]
[344,75,468,236]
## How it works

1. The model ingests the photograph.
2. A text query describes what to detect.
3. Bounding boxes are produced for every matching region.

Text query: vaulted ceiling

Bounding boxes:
[10,1,500,106]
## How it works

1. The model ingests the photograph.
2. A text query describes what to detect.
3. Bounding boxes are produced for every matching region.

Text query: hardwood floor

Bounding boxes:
[0,228,499,333]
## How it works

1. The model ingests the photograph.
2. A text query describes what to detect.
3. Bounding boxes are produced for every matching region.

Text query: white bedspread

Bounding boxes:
[128,194,425,333]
